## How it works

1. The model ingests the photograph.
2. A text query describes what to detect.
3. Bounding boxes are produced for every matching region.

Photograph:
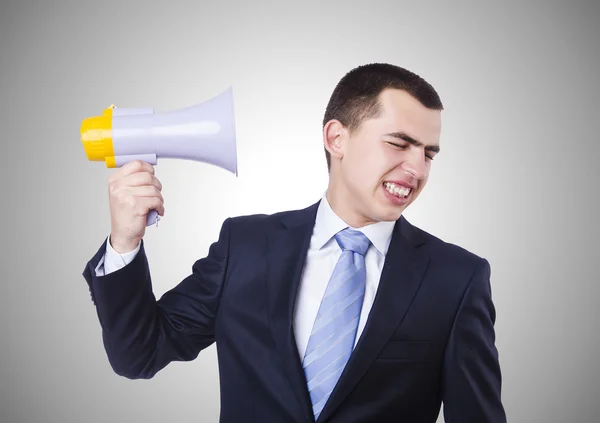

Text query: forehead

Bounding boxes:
[374,88,442,144]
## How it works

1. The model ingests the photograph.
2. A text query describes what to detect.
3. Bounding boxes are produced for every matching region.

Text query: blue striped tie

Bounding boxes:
[302,227,371,420]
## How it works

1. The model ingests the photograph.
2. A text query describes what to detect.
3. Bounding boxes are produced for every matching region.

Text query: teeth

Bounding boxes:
[384,182,411,198]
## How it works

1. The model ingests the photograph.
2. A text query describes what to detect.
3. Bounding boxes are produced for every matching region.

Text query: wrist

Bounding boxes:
[109,234,139,254]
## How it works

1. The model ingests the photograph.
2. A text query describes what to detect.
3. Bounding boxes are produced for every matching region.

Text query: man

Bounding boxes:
[83,63,507,422]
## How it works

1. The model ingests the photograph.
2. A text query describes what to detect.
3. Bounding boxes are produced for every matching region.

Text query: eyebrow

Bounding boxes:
[385,132,440,153]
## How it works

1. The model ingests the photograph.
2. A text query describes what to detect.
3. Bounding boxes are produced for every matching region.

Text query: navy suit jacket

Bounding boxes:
[83,200,506,422]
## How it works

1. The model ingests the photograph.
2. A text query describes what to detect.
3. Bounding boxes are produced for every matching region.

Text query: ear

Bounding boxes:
[323,119,348,163]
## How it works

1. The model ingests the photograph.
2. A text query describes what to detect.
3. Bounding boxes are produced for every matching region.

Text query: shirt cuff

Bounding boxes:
[95,236,141,276]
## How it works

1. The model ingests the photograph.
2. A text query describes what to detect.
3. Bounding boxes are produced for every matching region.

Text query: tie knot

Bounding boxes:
[334,228,371,256]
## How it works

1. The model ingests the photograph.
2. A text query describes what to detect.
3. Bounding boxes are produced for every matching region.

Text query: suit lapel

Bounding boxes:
[316,216,431,423]
[266,201,320,421]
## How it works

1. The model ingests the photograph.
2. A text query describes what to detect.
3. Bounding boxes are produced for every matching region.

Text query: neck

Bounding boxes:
[326,176,373,228]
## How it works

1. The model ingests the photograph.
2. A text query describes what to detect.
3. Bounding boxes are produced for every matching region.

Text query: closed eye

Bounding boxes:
[386,141,407,149]
[386,141,435,161]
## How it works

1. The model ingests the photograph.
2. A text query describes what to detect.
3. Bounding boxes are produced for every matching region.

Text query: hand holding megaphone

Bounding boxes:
[107,160,165,253]
[80,86,238,230]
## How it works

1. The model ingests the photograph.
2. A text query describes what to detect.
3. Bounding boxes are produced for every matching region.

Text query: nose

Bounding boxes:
[401,148,427,180]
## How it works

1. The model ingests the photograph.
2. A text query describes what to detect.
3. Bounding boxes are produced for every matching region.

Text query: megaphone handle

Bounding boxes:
[146,210,160,227]
[134,155,158,227]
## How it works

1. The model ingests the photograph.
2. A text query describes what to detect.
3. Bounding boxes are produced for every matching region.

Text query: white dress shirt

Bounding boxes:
[96,191,396,360]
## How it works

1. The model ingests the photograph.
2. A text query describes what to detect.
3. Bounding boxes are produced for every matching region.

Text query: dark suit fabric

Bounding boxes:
[83,200,506,422]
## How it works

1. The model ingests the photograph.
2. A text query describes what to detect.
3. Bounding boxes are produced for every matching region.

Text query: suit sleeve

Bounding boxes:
[82,217,232,379]
[442,258,507,422]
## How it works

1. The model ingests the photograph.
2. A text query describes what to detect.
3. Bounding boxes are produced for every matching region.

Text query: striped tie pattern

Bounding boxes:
[302,227,371,420]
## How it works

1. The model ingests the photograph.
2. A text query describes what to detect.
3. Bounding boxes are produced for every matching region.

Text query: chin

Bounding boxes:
[376,208,404,222]
[381,200,410,218]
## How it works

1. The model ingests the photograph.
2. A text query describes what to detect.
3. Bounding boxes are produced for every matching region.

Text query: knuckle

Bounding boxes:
[126,196,137,208]
[113,187,126,199]
[108,178,120,191]
[130,160,144,172]
[109,188,121,201]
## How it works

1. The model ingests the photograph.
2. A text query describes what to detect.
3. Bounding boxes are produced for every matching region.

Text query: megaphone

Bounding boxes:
[81,86,238,227]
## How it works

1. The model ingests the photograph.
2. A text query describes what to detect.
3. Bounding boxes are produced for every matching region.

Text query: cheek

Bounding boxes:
[423,163,432,180]
[345,142,392,190]
[344,155,378,193]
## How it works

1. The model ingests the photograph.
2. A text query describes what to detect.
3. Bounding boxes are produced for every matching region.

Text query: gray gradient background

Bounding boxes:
[1,0,599,422]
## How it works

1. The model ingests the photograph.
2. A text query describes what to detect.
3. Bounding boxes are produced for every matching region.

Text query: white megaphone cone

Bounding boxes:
[81,86,238,226]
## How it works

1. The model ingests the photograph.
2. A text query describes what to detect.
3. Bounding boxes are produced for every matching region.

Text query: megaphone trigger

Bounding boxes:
[148,209,160,227]
[81,87,238,228]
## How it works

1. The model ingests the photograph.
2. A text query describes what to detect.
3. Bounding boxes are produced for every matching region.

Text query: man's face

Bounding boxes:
[329,88,442,226]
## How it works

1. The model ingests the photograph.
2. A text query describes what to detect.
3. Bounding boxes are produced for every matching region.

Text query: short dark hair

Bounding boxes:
[322,63,444,171]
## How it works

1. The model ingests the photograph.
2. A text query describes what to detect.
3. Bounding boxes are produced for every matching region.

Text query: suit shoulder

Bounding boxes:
[408,220,487,269]
[226,208,289,227]
[225,202,316,235]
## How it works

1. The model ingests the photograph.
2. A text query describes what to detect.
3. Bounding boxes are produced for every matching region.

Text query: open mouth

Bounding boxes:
[383,181,412,198]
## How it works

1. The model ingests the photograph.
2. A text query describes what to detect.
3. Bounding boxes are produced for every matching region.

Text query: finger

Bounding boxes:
[136,196,165,217]
[119,160,155,177]
[129,186,164,202]
[123,171,162,190]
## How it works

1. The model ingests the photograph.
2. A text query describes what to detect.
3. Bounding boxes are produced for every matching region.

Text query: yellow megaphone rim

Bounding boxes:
[81,105,115,162]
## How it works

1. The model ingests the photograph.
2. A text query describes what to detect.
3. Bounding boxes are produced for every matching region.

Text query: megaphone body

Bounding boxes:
[81,87,238,226]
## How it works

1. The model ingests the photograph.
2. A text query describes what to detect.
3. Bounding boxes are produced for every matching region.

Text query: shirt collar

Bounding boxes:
[312,191,396,256]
